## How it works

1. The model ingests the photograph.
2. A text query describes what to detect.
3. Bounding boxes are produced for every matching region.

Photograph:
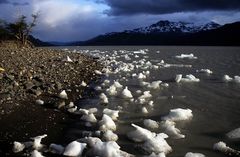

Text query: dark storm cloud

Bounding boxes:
[0,0,9,4]
[0,0,29,6]
[103,0,240,15]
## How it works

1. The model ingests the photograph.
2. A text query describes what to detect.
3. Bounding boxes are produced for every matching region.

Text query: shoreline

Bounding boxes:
[0,47,103,156]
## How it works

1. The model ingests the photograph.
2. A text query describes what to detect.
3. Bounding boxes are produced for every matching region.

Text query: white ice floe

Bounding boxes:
[59,90,68,99]
[31,150,45,157]
[103,130,119,141]
[162,108,193,122]
[175,53,197,59]
[127,124,156,142]
[144,152,166,157]
[175,74,182,83]
[234,76,240,83]
[185,152,205,157]
[213,141,228,152]
[122,87,133,99]
[106,85,118,96]
[36,99,44,105]
[160,120,185,139]
[49,143,64,155]
[100,93,109,104]
[142,107,149,114]
[67,106,77,113]
[142,133,172,154]
[99,114,117,131]
[63,141,87,157]
[181,74,200,82]
[139,91,152,99]
[147,81,162,89]
[196,69,213,74]
[144,119,159,129]
[148,101,154,106]
[103,108,119,121]
[31,134,47,150]
[223,75,233,82]
[138,73,147,79]
[113,81,123,89]
[81,113,97,123]
[226,127,240,140]
[13,141,25,153]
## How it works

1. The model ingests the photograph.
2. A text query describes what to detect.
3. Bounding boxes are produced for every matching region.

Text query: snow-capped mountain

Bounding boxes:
[124,20,221,34]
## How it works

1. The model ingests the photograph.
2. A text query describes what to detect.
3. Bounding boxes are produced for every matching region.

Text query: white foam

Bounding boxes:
[144,119,159,129]
[162,108,193,121]
[185,152,206,157]
[226,127,240,139]
[63,141,87,157]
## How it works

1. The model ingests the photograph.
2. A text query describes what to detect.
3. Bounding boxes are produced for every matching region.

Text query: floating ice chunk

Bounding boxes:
[79,108,90,115]
[234,76,240,83]
[175,74,182,83]
[175,53,197,59]
[196,69,213,74]
[136,90,142,94]
[95,70,103,75]
[142,107,149,114]
[144,152,166,157]
[185,152,205,157]
[160,120,185,139]
[148,101,154,106]
[147,81,162,89]
[226,127,240,139]
[103,108,119,121]
[31,150,45,157]
[213,141,228,152]
[49,143,64,155]
[106,85,118,96]
[63,141,87,157]
[103,130,118,141]
[127,124,155,142]
[138,73,146,79]
[161,83,169,87]
[67,106,77,113]
[13,141,25,153]
[181,74,200,82]
[142,133,172,154]
[139,91,152,99]
[144,119,159,129]
[162,108,193,122]
[81,81,87,87]
[99,114,117,131]
[59,90,68,99]
[31,134,47,150]
[36,99,44,105]
[223,75,233,82]
[81,113,97,123]
[100,93,109,104]
[122,87,133,99]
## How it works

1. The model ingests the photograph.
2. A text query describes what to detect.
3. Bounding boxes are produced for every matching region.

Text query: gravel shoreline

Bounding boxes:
[0,47,102,156]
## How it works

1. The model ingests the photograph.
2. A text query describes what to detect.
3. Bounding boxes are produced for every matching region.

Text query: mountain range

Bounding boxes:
[69,20,240,46]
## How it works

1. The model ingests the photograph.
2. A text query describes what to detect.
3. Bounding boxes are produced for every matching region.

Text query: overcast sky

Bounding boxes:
[0,0,239,42]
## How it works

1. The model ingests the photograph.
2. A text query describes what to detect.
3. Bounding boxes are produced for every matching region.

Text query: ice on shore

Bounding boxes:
[122,87,133,99]
[147,81,162,89]
[99,114,117,131]
[13,141,25,153]
[36,99,44,105]
[175,53,197,59]
[185,152,205,157]
[63,141,87,157]
[142,107,149,114]
[223,75,233,82]
[31,134,47,150]
[162,108,193,121]
[144,119,159,129]
[100,93,109,104]
[160,120,185,139]
[59,90,68,99]
[103,130,118,141]
[226,127,240,139]
[103,108,119,121]
[31,150,45,157]
[81,113,97,123]
[127,124,156,142]
[106,85,118,96]
[213,141,228,152]
[144,152,166,157]
[113,81,123,89]
[63,56,73,62]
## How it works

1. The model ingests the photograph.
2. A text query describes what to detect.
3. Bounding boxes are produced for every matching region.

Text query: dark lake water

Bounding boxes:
[57,46,240,157]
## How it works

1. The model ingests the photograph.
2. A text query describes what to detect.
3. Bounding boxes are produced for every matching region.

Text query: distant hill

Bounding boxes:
[73,20,240,46]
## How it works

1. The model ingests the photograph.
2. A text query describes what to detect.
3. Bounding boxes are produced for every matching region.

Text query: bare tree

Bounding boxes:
[8,13,38,47]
